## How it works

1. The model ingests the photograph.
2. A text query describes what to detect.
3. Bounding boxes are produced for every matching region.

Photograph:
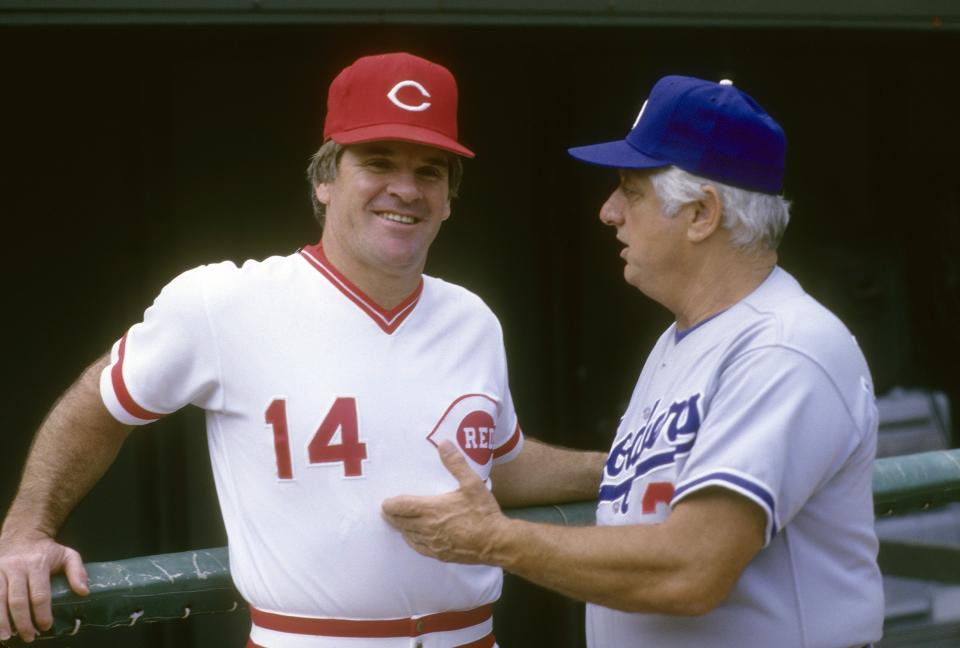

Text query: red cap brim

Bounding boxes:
[330,124,475,158]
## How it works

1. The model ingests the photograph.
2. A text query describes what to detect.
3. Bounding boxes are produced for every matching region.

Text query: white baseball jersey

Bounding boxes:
[588,267,883,648]
[100,242,523,645]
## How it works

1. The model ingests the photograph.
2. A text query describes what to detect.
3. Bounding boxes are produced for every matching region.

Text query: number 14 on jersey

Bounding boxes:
[265,398,368,479]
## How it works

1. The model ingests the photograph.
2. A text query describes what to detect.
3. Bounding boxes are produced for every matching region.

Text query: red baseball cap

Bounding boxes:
[323,52,474,158]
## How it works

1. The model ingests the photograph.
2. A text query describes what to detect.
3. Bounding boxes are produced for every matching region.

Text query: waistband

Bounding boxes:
[247,634,495,648]
[251,605,493,638]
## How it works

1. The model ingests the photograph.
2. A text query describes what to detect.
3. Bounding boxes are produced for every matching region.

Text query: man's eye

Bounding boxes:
[364,159,393,170]
[418,167,445,180]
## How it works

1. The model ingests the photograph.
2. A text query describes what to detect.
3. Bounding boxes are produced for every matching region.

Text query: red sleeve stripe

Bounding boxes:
[493,423,521,459]
[111,333,163,421]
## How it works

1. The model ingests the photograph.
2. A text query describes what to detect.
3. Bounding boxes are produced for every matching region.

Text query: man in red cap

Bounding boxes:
[0,52,605,647]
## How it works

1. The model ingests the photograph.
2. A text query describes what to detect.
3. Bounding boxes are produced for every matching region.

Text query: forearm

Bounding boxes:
[387,446,765,616]
[488,490,764,614]
[489,517,696,614]
[2,354,133,540]
[492,438,607,507]
[386,447,762,614]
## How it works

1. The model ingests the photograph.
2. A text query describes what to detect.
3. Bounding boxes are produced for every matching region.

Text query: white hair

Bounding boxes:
[649,166,792,252]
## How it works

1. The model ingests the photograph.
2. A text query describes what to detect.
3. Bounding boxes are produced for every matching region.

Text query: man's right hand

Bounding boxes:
[0,533,88,643]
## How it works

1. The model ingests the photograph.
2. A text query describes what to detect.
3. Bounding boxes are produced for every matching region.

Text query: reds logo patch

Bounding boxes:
[427,394,500,469]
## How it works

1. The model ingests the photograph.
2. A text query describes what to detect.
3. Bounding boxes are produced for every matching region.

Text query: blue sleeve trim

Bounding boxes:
[674,471,779,539]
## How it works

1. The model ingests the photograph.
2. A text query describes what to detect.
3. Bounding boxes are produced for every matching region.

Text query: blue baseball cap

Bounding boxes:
[568,75,786,194]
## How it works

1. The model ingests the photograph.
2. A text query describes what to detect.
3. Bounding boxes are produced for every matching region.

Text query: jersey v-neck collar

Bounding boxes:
[299,242,423,335]
[674,309,727,344]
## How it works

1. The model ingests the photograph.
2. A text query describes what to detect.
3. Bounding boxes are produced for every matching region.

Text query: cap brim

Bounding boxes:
[567,139,667,169]
[331,124,475,158]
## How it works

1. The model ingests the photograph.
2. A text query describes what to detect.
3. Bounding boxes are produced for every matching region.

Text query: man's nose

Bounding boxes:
[599,190,624,227]
[387,172,422,203]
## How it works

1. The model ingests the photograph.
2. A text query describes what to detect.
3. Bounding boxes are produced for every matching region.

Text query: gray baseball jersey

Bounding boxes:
[588,267,883,648]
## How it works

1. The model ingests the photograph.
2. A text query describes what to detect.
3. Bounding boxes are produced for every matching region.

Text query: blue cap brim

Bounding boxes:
[567,139,668,169]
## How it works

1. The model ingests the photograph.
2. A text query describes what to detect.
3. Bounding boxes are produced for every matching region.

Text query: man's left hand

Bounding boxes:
[382,440,509,565]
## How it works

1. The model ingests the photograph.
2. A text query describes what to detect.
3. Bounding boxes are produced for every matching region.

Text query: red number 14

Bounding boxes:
[265,397,368,479]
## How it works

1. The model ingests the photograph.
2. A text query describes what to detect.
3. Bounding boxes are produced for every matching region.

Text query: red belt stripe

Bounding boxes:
[250,604,492,638]
[247,631,495,647]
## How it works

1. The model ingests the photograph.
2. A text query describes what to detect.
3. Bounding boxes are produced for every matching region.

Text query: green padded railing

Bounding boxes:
[873,448,960,514]
[15,449,960,642]
[871,448,960,585]
[41,548,239,639]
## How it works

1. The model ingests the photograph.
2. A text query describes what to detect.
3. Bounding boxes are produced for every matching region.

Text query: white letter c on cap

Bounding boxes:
[387,80,432,112]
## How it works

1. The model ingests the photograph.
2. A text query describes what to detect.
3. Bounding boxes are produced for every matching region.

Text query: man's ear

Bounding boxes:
[315,183,331,206]
[687,185,723,243]
[442,198,452,222]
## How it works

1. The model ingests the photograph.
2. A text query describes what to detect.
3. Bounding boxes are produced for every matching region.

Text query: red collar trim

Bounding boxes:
[299,242,423,334]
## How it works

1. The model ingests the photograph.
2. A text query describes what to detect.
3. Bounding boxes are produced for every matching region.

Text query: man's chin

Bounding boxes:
[622,267,651,294]
[373,247,427,276]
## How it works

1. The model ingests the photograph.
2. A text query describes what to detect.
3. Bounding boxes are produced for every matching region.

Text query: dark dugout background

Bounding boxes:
[1,14,958,647]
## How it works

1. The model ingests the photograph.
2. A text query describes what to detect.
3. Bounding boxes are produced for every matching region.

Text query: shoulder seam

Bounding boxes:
[727,344,869,441]
[198,266,227,413]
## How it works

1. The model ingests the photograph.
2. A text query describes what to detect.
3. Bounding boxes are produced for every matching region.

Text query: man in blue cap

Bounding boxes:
[384,75,885,647]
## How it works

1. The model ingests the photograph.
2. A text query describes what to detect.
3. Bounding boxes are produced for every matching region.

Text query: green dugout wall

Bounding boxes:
[0,1,958,28]
[1,2,958,646]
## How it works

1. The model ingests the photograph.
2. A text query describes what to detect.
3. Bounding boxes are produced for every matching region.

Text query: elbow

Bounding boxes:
[619,574,734,616]
[665,576,734,616]
[664,588,726,617]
